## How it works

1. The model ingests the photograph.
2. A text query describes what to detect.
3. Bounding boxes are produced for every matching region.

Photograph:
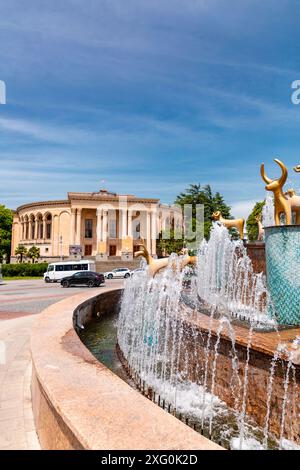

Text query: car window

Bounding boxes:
[73,272,82,278]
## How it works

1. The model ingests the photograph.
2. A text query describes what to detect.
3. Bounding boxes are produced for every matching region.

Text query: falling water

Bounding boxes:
[117,223,298,449]
[262,194,275,227]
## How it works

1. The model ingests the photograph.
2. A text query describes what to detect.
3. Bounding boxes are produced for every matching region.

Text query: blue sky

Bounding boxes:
[1,0,300,217]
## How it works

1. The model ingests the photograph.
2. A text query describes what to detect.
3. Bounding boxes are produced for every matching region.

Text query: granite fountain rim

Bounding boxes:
[30,282,222,450]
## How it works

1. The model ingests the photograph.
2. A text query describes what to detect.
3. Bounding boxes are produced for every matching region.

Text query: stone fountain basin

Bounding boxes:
[30,284,221,450]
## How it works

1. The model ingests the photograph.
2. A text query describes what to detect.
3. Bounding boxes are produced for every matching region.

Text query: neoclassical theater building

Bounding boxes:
[11,189,182,262]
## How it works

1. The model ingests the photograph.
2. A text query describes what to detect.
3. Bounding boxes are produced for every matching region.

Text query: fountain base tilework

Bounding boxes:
[265,226,300,325]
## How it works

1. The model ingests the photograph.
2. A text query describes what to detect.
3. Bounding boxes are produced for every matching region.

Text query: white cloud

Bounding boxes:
[230,199,258,220]
[0,117,94,143]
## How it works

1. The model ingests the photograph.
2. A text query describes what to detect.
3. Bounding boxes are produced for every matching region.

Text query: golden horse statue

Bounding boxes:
[211,211,245,239]
[134,242,197,277]
[260,159,291,225]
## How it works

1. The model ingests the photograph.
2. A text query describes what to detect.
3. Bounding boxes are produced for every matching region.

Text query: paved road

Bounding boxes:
[0,279,121,449]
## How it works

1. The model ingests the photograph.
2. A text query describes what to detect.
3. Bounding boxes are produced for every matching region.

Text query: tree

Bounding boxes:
[175,183,232,240]
[156,229,185,257]
[27,246,40,263]
[0,205,13,262]
[157,183,232,255]
[15,245,28,263]
[246,201,265,242]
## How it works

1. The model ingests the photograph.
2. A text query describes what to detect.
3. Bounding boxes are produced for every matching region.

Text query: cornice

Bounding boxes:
[16,200,69,213]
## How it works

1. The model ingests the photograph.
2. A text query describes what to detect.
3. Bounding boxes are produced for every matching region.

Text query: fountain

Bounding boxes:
[115,222,299,449]
[79,158,300,450]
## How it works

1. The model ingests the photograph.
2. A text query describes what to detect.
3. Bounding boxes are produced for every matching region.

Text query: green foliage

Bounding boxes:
[175,184,231,240]
[2,262,48,277]
[156,183,231,255]
[15,245,28,263]
[156,229,185,256]
[246,201,265,242]
[0,205,13,262]
[27,246,40,263]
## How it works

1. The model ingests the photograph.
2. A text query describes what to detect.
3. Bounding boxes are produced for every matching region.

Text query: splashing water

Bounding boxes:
[117,223,298,449]
[262,194,275,227]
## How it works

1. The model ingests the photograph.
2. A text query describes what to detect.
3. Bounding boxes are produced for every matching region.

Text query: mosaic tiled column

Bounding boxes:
[265,225,300,325]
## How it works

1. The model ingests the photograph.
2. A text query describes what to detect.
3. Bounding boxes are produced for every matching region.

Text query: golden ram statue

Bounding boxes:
[134,242,197,277]
[255,214,264,241]
[285,189,300,224]
[260,159,291,225]
[211,211,245,239]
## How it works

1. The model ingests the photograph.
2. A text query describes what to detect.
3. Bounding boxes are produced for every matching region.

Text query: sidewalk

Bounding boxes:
[0,314,40,449]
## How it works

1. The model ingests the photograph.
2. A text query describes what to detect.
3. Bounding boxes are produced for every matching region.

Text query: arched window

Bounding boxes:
[46,213,52,239]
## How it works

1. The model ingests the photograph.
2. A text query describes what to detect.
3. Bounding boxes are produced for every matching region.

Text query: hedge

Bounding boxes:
[2,263,48,277]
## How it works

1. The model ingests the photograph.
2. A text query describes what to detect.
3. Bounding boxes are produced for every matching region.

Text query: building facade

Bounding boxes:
[11,189,182,262]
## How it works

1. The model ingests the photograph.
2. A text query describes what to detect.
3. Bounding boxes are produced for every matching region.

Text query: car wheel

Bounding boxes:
[107,274,113,279]
[45,277,50,283]
[124,273,130,278]
[62,280,69,288]
[88,280,94,288]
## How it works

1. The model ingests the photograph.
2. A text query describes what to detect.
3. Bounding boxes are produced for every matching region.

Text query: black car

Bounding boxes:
[61,271,105,288]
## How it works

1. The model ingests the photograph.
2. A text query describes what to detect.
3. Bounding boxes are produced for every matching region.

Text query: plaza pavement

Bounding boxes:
[0,278,119,450]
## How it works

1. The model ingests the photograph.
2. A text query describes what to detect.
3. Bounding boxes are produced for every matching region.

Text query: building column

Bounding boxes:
[75,209,82,245]
[42,216,46,240]
[29,219,32,240]
[146,211,151,253]
[121,209,127,239]
[151,210,157,256]
[127,210,133,238]
[96,208,108,260]
[102,210,108,242]
[34,217,38,240]
[96,207,102,247]
[70,209,76,245]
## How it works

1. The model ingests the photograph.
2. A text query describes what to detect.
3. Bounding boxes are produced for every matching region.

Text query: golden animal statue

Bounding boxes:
[260,159,291,225]
[285,189,300,224]
[255,214,264,241]
[211,211,245,239]
[134,242,197,277]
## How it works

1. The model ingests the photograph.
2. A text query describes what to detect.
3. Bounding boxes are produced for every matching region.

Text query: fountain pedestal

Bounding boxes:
[265,225,300,325]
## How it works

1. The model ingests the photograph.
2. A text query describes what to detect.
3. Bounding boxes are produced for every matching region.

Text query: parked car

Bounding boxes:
[61,271,105,288]
[104,268,131,279]
[131,268,145,277]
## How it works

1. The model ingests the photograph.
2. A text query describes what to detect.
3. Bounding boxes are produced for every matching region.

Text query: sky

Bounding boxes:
[1,0,300,218]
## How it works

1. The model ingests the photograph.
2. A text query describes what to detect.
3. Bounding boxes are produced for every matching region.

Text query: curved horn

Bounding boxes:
[274,158,287,186]
[260,163,272,184]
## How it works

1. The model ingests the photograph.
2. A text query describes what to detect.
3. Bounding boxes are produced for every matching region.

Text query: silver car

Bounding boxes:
[104,268,131,279]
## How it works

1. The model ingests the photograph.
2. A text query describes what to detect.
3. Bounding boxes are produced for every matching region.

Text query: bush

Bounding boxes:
[2,263,48,277]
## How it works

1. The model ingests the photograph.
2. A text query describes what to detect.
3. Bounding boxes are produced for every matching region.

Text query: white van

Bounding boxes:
[44,260,96,283]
